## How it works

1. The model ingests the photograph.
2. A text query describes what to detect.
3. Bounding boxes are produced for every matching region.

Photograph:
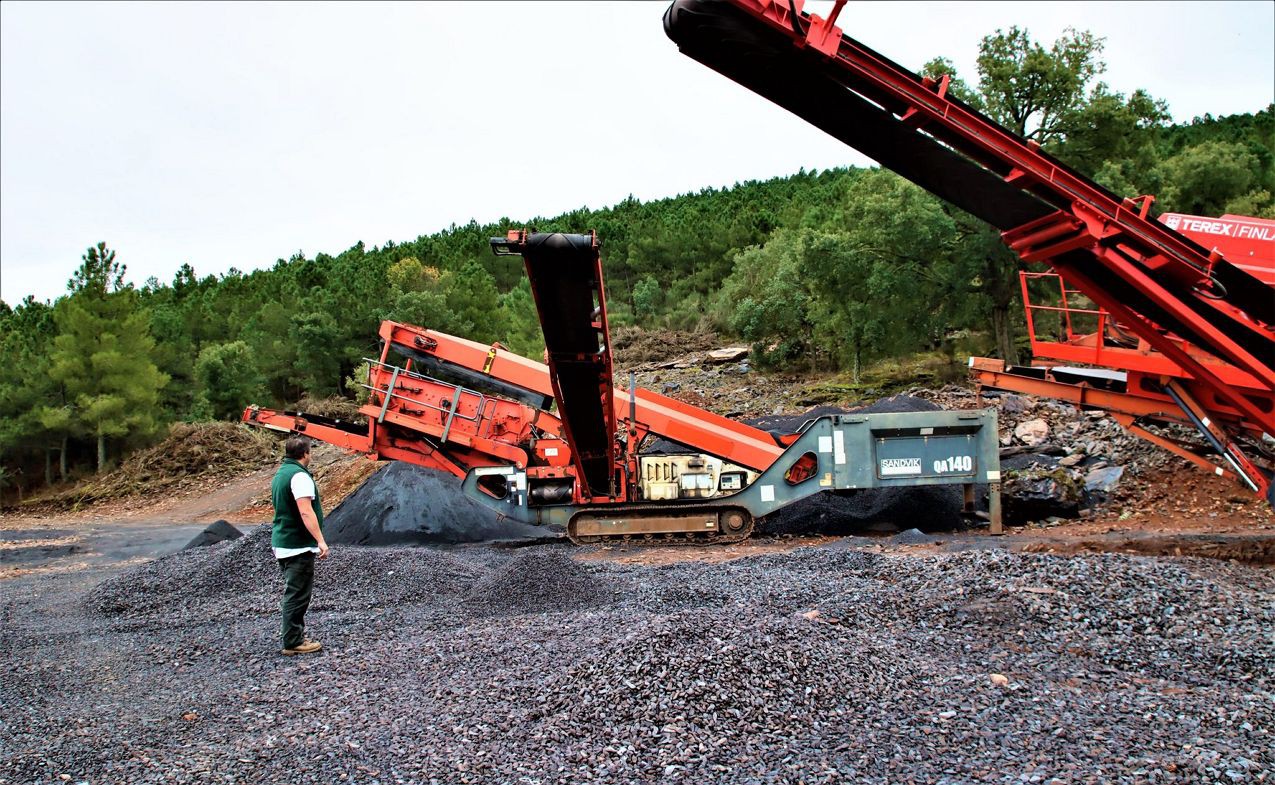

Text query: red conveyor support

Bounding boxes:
[663,0,1275,438]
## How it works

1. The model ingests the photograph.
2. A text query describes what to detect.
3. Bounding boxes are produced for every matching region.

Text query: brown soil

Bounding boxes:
[1088,467,1269,529]
[1019,535,1275,564]
[611,326,726,366]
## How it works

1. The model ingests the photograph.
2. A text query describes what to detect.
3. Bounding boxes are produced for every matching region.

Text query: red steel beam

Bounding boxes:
[968,359,1190,424]
[1108,413,1238,484]
[1042,256,1275,435]
[380,321,554,399]
[972,360,1270,498]
[241,407,374,453]
[623,387,783,472]
[763,0,1261,307]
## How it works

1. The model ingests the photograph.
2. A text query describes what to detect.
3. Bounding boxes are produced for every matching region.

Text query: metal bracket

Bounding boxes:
[376,365,402,424]
[440,386,463,444]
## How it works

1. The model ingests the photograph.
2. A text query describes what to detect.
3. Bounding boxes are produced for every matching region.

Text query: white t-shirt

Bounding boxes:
[273,472,321,559]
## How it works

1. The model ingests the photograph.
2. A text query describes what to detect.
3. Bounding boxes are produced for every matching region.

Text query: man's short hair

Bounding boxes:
[285,436,312,460]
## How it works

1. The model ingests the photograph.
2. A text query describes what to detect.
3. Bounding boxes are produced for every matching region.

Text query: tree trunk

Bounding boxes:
[59,437,68,481]
[97,434,107,473]
[852,342,862,384]
[45,448,53,487]
[991,304,1019,365]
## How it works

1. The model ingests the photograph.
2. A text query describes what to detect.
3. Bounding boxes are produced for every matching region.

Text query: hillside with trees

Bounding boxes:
[2,23,1272,500]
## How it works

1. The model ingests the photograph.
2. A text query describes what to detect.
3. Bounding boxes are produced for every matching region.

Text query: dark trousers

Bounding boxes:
[278,552,315,649]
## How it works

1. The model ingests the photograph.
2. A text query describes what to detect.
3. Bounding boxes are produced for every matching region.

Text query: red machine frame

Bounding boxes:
[663,0,1275,500]
[245,316,786,501]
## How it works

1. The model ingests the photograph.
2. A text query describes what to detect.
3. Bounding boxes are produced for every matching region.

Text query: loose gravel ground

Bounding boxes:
[2,525,1272,784]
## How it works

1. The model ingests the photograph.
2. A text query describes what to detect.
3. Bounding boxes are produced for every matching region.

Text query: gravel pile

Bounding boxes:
[324,461,553,546]
[461,548,622,616]
[4,542,1271,784]
[85,524,487,623]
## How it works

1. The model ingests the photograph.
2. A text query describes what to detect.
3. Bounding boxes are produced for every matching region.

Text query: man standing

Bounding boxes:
[271,435,330,655]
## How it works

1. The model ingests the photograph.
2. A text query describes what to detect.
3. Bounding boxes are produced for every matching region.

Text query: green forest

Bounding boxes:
[2,25,1273,497]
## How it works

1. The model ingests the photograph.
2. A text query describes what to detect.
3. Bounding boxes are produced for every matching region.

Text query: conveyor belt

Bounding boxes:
[516,232,620,497]
[664,0,1274,433]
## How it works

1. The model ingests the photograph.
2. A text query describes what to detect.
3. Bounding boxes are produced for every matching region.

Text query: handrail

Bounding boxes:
[361,358,488,428]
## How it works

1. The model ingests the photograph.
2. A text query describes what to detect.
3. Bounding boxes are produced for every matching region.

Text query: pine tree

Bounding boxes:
[45,243,169,472]
[0,297,59,486]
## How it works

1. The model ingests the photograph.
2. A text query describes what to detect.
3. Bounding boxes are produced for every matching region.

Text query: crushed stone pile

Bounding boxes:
[461,549,622,616]
[182,519,243,550]
[5,543,1270,784]
[85,524,487,624]
[915,384,1188,476]
[323,461,555,545]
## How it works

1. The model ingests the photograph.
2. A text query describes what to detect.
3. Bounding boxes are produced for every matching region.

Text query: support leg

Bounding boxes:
[989,482,1003,536]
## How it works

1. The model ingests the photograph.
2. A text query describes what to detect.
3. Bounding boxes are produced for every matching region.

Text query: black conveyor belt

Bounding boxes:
[520,233,617,497]
[664,0,1274,368]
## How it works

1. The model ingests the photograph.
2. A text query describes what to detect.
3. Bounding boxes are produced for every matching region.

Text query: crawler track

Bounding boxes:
[567,504,754,546]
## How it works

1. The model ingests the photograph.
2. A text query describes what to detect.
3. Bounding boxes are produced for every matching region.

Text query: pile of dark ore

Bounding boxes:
[461,549,622,616]
[84,524,486,623]
[323,461,552,546]
[4,535,1271,784]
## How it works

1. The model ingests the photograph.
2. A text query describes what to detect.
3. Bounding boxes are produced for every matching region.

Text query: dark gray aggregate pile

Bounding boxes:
[461,549,623,616]
[182,519,243,550]
[84,524,486,623]
[3,537,1271,785]
[323,461,554,546]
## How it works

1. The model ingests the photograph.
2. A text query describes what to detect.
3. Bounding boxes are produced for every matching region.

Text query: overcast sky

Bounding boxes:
[2,1,1272,305]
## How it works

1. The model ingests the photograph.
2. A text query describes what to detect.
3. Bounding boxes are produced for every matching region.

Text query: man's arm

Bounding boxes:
[296,496,330,559]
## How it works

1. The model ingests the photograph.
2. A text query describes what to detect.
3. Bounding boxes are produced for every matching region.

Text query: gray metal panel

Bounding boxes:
[462,409,1002,527]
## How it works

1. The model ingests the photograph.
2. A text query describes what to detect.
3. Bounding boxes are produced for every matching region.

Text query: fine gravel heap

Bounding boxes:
[322,461,555,546]
[3,534,1271,784]
[83,525,487,623]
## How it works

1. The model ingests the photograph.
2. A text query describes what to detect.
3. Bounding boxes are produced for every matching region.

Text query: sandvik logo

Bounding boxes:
[880,458,922,476]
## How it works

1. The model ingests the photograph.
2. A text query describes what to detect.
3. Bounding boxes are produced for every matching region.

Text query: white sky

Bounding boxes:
[2,1,1272,305]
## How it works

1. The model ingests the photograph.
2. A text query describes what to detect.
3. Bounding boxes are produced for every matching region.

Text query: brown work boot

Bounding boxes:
[281,639,322,656]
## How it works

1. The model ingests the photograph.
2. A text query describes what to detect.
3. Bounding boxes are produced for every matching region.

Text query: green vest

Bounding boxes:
[271,458,325,549]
